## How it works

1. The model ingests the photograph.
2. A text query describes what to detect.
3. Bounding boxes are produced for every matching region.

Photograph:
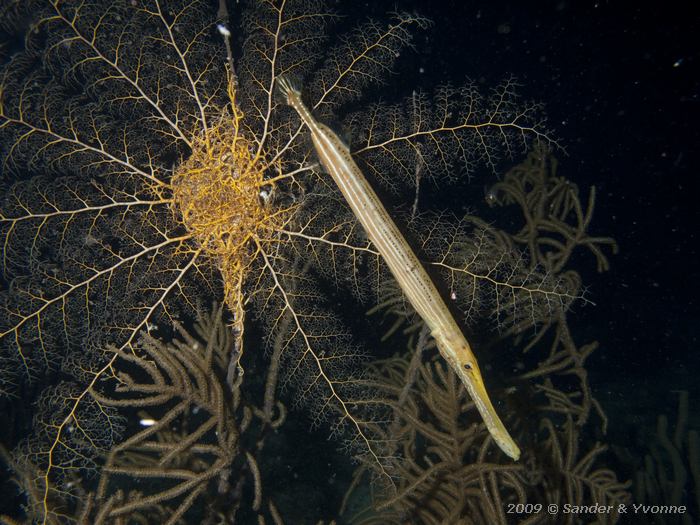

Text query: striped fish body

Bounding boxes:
[277,77,520,460]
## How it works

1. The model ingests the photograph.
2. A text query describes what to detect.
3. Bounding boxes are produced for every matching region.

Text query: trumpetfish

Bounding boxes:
[277,77,520,460]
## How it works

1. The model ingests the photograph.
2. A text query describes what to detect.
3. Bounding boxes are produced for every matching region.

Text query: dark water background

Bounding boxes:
[371,0,700,394]
[367,0,700,439]
[341,1,700,522]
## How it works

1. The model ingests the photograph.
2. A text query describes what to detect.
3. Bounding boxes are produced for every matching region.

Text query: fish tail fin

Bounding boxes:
[276,75,302,107]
